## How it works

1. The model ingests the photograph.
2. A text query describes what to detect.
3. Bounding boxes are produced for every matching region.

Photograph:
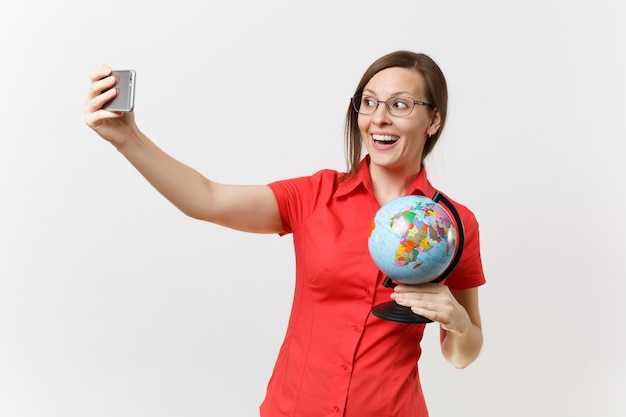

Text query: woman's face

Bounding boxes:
[358,67,440,174]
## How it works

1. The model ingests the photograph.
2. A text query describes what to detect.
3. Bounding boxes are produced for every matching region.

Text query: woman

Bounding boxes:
[85,50,485,417]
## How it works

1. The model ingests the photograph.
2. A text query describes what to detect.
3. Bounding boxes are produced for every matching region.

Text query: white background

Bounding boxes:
[1,1,624,416]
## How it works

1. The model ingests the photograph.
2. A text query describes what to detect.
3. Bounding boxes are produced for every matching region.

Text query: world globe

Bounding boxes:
[368,195,459,285]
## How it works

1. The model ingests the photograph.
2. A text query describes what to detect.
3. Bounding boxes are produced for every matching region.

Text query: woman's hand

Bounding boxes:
[390,283,471,334]
[391,283,483,368]
[84,65,138,148]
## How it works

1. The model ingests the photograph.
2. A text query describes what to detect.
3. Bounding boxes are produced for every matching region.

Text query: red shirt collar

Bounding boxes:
[335,155,438,200]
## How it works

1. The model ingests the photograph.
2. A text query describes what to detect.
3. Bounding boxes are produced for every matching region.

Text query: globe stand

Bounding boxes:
[371,277,439,323]
[372,302,433,324]
[371,192,465,324]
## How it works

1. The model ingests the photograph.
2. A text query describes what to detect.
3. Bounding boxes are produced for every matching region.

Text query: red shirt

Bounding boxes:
[263,158,486,417]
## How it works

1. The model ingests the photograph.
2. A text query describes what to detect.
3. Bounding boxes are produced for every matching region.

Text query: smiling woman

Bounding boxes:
[344,52,449,184]
[84,50,485,417]
[355,66,441,199]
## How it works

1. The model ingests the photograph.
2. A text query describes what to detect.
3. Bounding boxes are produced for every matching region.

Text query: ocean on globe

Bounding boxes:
[368,195,458,284]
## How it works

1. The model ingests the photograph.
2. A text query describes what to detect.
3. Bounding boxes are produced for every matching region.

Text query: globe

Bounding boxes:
[368,195,458,285]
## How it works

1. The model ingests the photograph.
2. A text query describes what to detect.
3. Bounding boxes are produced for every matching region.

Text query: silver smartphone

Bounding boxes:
[104,70,136,112]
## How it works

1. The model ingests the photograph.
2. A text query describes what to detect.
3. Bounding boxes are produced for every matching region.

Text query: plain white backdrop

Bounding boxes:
[1,0,624,416]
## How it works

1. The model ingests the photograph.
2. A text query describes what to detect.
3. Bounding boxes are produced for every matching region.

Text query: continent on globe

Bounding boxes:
[390,204,454,269]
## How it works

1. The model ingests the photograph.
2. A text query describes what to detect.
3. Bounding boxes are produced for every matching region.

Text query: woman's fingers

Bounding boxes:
[85,65,123,128]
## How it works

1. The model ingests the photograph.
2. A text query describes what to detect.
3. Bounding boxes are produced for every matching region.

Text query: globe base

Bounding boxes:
[372,301,433,324]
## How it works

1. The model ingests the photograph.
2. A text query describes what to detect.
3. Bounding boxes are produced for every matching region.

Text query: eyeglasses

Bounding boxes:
[351,94,434,117]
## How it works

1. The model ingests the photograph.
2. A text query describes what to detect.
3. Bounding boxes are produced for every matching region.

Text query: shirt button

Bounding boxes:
[353,325,359,331]
[364,288,371,295]
[334,406,341,413]
[342,363,348,370]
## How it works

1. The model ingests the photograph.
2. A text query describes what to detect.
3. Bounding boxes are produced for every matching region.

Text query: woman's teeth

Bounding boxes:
[372,134,399,145]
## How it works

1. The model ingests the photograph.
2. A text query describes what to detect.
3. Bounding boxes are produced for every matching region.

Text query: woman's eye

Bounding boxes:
[391,99,409,109]
[363,98,377,108]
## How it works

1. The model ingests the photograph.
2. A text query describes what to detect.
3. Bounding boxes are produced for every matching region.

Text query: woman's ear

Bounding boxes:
[428,108,442,136]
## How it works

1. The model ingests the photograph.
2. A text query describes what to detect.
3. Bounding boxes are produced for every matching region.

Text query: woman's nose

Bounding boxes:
[372,103,392,125]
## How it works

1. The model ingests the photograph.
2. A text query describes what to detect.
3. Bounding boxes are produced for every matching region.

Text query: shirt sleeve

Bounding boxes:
[268,170,337,235]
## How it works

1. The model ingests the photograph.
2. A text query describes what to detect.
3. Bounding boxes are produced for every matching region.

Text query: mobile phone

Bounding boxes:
[103,70,136,112]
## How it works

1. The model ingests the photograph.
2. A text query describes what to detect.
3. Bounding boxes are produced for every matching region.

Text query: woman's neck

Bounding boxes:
[369,162,422,206]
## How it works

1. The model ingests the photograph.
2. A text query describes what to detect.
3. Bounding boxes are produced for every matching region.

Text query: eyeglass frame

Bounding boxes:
[351,94,434,117]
